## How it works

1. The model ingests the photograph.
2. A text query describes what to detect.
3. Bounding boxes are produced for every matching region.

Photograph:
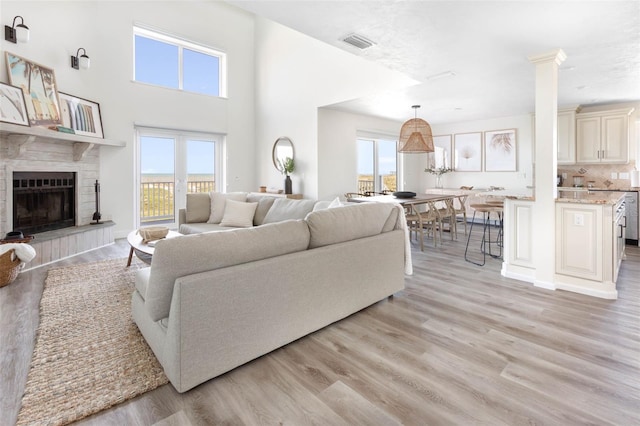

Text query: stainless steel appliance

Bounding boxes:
[591,189,639,245]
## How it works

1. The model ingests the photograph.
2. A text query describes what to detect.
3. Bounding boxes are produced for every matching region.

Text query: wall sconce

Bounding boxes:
[71,48,90,70]
[4,16,29,43]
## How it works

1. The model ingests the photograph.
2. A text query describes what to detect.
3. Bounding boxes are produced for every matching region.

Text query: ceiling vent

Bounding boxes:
[341,33,375,50]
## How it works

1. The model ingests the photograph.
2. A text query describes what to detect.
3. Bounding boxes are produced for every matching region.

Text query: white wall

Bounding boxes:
[317,108,403,200]
[422,114,535,191]
[253,17,416,199]
[1,1,255,237]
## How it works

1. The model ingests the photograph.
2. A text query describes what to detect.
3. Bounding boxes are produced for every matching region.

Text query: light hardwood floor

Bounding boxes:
[1,229,639,425]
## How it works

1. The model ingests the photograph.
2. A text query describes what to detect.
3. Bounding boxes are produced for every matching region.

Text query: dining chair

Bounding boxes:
[453,194,469,236]
[418,201,442,247]
[434,198,457,240]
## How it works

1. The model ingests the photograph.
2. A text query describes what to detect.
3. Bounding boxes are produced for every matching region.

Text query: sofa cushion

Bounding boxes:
[246,194,276,226]
[306,203,399,249]
[220,200,258,228]
[207,192,247,224]
[145,220,311,321]
[179,223,236,235]
[263,198,316,224]
[185,193,211,223]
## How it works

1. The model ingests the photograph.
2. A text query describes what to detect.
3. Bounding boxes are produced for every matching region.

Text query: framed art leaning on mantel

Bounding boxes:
[58,92,104,138]
[0,82,30,126]
[5,52,62,127]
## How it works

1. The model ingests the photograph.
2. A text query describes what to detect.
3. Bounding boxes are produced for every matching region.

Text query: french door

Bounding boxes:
[136,127,222,228]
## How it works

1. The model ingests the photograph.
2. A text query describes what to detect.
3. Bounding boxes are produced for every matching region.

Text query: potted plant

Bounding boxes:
[424,165,452,189]
[278,157,295,194]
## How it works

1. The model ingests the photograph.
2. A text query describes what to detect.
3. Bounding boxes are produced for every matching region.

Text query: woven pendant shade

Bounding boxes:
[398,106,434,153]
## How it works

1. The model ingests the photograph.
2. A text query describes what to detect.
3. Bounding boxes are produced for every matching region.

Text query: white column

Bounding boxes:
[528,49,566,289]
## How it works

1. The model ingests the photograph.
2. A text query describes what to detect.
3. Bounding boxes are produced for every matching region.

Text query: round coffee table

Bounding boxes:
[126,230,182,266]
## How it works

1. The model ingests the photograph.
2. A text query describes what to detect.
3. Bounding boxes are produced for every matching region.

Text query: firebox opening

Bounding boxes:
[13,172,76,235]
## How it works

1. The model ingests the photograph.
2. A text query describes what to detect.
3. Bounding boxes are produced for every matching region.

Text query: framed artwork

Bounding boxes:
[0,82,30,126]
[431,134,452,169]
[58,92,104,138]
[5,52,62,127]
[453,132,482,171]
[484,129,517,171]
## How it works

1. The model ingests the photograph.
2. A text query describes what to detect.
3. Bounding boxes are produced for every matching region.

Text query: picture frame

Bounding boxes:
[5,52,62,127]
[484,129,517,171]
[453,132,482,171]
[431,134,452,169]
[0,82,30,126]
[58,92,104,138]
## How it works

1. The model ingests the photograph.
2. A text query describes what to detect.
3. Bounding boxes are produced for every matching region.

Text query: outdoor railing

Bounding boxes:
[140,180,214,223]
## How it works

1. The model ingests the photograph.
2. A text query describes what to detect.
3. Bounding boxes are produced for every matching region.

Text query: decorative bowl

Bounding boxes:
[392,191,417,199]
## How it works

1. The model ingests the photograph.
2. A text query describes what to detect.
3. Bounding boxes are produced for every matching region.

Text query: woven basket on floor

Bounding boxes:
[0,249,21,287]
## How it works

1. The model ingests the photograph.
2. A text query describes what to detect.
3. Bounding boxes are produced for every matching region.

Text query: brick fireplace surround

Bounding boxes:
[1,133,114,270]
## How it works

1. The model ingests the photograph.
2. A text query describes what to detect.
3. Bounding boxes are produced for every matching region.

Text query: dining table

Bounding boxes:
[348,193,464,250]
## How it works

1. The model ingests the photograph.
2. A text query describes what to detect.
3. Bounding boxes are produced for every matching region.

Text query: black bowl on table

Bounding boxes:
[392,191,416,199]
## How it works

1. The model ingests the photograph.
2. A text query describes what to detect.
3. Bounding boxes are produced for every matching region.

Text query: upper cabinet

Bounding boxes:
[576,108,634,164]
[557,109,577,165]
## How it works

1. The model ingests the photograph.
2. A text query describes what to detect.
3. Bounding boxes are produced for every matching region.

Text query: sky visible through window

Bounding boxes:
[141,136,214,175]
[358,138,397,175]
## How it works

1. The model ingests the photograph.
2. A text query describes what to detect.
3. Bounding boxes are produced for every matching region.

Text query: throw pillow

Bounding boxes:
[220,199,258,228]
[263,198,316,224]
[207,192,247,224]
[328,196,343,208]
[185,193,211,223]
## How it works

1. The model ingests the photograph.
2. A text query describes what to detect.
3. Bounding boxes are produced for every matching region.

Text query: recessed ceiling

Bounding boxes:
[229,1,640,124]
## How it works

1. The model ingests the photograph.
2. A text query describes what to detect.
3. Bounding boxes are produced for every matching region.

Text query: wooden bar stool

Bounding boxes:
[464,203,504,266]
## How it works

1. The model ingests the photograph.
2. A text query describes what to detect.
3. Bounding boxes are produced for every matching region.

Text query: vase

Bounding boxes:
[435,174,443,189]
[284,175,292,194]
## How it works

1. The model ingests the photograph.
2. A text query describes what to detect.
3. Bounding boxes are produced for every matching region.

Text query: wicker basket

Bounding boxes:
[137,226,169,244]
[0,249,21,287]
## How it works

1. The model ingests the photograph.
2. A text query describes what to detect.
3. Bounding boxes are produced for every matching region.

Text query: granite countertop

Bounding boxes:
[558,186,640,192]
[556,191,625,205]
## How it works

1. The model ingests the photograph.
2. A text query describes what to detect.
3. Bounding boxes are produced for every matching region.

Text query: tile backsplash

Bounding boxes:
[558,162,637,188]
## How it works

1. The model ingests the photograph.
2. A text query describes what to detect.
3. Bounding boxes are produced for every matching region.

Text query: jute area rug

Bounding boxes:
[17,258,168,426]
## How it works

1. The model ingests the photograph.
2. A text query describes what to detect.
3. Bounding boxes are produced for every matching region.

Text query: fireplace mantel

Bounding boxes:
[0,122,125,161]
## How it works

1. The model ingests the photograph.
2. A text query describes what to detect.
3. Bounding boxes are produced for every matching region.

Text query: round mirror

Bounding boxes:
[272,137,294,172]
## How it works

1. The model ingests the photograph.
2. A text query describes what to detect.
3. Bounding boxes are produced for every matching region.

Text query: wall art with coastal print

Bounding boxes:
[0,82,30,126]
[5,52,62,127]
[58,92,104,138]
[453,132,482,171]
[484,129,517,171]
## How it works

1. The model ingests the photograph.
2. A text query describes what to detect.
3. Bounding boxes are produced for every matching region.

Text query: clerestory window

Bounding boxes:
[133,25,227,97]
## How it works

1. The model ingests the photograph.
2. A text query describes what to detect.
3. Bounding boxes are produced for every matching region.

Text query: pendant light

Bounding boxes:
[398,105,434,153]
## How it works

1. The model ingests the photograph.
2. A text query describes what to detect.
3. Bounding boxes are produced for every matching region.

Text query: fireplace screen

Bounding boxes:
[13,172,76,234]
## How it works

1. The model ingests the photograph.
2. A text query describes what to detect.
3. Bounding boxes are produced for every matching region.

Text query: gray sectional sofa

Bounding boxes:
[177,192,323,234]
[131,201,406,392]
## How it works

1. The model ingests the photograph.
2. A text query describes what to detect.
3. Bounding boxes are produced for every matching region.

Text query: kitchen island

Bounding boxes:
[554,191,625,299]
[500,190,626,299]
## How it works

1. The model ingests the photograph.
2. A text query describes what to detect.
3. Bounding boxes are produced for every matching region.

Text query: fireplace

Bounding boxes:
[13,172,76,234]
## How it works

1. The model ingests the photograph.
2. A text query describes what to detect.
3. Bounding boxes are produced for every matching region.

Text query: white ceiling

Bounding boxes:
[229,0,640,124]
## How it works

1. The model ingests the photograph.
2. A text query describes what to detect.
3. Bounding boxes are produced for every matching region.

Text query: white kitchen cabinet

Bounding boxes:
[557,109,576,164]
[576,108,633,164]
[555,195,625,299]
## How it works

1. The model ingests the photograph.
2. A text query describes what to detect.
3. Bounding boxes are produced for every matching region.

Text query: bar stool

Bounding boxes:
[485,200,504,249]
[464,203,504,266]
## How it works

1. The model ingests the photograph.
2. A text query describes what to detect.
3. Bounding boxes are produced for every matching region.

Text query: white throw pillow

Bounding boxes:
[328,197,343,208]
[207,192,247,224]
[220,199,258,228]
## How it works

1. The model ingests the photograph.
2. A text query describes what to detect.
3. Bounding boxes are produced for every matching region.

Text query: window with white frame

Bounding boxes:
[136,127,223,227]
[133,26,227,97]
[357,136,399,194]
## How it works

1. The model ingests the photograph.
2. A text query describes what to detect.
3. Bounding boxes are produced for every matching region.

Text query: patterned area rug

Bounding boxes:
[17,258,168,426]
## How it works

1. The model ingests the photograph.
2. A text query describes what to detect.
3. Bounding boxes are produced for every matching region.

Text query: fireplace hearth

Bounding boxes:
[13,172,76,235]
